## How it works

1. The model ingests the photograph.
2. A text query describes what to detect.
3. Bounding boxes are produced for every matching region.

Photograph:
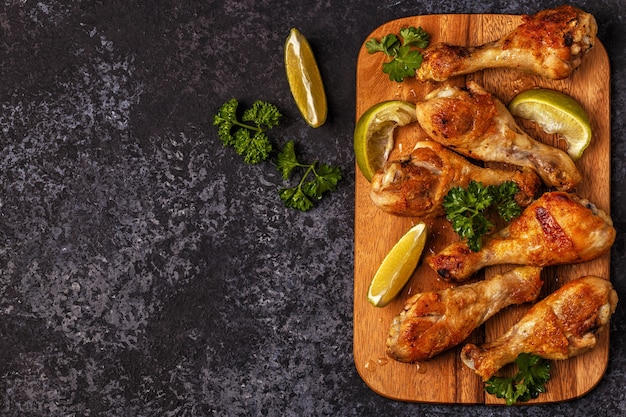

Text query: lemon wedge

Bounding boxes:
[284,28,327,128]
[354,100,417,182]
[508,89,592,160]
[367,222,427,307]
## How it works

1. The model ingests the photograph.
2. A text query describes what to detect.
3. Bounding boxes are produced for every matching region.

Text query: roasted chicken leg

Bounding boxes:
[415,81,582,190]
[387,266,543,363]
[428,192,616,282]
[417,5,597,81]
[370,141,540,217]
[461,275,618,380]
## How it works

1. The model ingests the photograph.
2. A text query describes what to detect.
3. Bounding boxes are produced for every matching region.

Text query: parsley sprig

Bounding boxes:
[443,181,522,251]
[213,99,341,211]
[365,26,430,82]
[485,353,552,405]
[213,98,281,164]
[276,141,342,212]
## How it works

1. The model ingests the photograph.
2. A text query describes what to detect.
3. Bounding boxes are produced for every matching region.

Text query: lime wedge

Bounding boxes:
[284,28,327,128]
[508,89,592,160]
[354,100,417,182]
[367,222,427,307]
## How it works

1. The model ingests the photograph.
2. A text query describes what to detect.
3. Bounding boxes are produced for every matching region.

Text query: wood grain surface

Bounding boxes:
[353,13,611,404]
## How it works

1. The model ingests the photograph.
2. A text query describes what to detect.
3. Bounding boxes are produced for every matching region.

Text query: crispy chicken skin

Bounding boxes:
[414,81,582,191]
[417,5,598,81]
[370,141,540,217]
[428,192,616,282]
[461,276,618,380]
[387,266,543,363]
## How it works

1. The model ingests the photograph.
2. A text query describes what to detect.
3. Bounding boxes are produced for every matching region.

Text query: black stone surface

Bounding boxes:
[1,1,624,416]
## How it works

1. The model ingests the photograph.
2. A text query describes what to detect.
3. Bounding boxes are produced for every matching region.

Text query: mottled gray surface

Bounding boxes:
[0,1,624,416]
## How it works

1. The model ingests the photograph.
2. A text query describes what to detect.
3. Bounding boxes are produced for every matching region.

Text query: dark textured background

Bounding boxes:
[0,1,624,416]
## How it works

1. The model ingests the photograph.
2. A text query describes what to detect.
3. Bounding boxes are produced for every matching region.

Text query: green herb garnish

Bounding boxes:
[213,98,282,164]
[443,180,522,251]
[213,99,342,211]
[485,353,552,405]
[365,26,430,82]
[276,141,342,212]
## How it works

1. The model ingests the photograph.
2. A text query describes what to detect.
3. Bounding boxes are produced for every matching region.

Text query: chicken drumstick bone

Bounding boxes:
[370,141,540,217]
[417,5,597,81]
[415,81,582,191]
[387,266,543,363]
[461,275,618,380]
[428,192,616,282]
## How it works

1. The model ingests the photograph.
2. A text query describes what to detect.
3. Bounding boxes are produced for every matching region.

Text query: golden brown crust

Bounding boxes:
[427,192,616,281]
[417,5,598,81]
[387,266,543,363]
[415,81,582,190]
[460,276,618,380]
[369,140,540,217]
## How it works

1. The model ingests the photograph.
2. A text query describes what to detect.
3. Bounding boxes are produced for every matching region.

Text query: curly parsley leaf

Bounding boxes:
[366,26,430,82]
[443,180,521,251]
[490,181,523,222]
[213,98,282,164]
[485,353,551,406]
[213,101,341,211]
[242,100,282,129]
[276,141,342,211]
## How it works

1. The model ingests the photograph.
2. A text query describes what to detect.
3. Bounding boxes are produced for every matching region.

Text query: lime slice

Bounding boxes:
[284,28,327,128]
[354,100,417,182]
[508,89,592,160]
[367,222,427,307]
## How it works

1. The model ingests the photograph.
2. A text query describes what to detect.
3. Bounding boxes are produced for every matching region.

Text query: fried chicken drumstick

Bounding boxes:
[461,276,618,380]
[387,266,543,363]
[417,5,597,81]
[415,81,582,191]
[370,141,540,217]
[428,192,616,282]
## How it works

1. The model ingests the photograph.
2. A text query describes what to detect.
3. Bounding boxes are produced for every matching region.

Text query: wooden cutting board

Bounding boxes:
[354,13,611,404]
